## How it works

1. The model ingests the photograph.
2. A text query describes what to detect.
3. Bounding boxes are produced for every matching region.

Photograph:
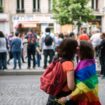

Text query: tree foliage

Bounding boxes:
[53,0,94,25]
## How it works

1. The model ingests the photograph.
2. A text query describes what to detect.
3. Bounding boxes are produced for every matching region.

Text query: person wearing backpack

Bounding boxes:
[40,39,78,105]
[41,28,55,69]
[58,41,101,105]
[26,31,37,69]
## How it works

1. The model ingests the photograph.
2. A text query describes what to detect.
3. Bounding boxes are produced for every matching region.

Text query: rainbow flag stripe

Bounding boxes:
[71,59,101,105]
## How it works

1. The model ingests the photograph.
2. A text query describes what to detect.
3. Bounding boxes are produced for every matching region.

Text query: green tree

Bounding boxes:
[53,0,94,31]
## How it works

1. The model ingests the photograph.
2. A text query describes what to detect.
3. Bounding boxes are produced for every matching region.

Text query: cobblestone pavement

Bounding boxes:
[0,76,48,105]
[0,76,105,105]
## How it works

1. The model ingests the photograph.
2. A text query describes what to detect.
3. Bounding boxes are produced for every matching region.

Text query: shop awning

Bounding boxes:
[16,21,38,28]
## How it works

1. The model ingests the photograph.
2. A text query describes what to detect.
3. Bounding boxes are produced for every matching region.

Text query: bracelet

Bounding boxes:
[65,96,70,101]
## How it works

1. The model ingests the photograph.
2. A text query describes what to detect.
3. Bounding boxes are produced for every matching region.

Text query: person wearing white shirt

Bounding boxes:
[0,31,8,70]
[41,28,55,69]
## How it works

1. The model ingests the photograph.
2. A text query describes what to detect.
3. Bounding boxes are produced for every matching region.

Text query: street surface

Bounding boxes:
[0,75,105,105]
[6,56,101,71]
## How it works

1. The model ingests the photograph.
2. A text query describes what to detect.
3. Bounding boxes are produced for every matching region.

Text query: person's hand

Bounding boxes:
[57,97,66,105]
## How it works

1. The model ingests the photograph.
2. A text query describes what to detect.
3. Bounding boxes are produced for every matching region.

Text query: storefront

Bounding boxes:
[89,16,102,31]
[0,14,10,35]
[12,14,56,35]
[79,16,102,35]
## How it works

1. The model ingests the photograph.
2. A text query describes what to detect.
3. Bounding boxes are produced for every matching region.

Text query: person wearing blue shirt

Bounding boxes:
[11,32,22,69]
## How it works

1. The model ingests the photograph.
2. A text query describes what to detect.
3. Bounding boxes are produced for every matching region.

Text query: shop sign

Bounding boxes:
[12,15,54,23]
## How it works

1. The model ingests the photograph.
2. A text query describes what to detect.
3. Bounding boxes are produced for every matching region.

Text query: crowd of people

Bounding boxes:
[40,28,103,105]
[0,27,105,79]
[0,27,104,104]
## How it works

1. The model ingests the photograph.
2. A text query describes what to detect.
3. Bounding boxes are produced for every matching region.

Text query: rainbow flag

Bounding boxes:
[71,59,101,105]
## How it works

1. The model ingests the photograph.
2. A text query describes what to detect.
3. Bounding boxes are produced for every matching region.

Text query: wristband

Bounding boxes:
[65,96,70,101]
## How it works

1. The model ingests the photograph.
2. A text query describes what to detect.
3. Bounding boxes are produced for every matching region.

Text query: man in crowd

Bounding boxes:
[11,32,22,69]
[26,31,37,69]
[41,28,55,69]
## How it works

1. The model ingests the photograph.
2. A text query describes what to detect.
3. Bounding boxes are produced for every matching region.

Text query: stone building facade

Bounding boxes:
[0,0,105,35]
[0,0,60,35]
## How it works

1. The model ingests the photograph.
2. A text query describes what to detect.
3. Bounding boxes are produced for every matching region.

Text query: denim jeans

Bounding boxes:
[12,51,21,69]
[36,53,41,67]
[27,51,36,68]
[0,52,7,70]
[100,56,105,76]
[43,49,54,68]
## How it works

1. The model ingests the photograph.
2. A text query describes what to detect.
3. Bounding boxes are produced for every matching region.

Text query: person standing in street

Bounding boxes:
[36,36,41,67]
[98,33,105,79]
[78,30,90,41]
[41,28,55,69]
[58,41,101,105]
[7,32,14,64]
[45,39,78,105]
[90,29,102,57]
[26,31,36,69]
[11,32,22,70]
[0,31,8,70]
[19,33,25,63]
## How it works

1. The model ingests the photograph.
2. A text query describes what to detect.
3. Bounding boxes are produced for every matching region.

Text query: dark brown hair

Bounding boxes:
[79,41,94,60]
[59,39,78,60]
[0,31,5,38]
[101,33,105,39]
[58,33,64,39]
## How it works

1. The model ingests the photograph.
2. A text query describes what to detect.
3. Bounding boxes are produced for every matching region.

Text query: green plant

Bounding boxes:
[53,0,95,32]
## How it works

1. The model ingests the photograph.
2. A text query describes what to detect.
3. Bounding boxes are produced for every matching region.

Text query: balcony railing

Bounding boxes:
[16,9,25,13]
[33,9,40,13]
[21,9,25,13]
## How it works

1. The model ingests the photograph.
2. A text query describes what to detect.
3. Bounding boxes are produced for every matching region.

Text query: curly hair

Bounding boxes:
[59,39,78,60]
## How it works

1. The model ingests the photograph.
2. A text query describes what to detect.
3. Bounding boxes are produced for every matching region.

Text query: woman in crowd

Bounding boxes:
[19,33,25,63]
[58,41,101,105]
[0,31,8,70]
[47,39,78,105]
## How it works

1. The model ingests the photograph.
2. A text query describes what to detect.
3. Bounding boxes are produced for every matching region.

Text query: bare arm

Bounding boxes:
[66,70,75,90]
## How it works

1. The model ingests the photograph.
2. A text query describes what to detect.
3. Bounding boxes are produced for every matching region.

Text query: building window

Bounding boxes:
[91,0,98,11]
[92,0,94,9]
[16,0,25,13]
[33,0,40,12]
[96,0,98,11]
[48,0,52,13]
[0,0,3,13]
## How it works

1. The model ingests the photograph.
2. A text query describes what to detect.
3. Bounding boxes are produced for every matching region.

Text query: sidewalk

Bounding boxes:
[0,58,101,75]
[0,60,44,75]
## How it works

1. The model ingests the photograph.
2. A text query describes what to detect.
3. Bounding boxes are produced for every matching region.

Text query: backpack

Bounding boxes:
[40,59,66,96]
[44,35,53,46]
[28,34,36,44]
